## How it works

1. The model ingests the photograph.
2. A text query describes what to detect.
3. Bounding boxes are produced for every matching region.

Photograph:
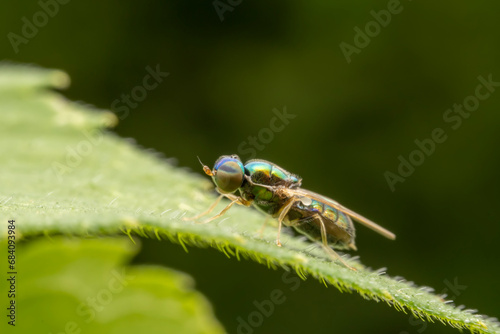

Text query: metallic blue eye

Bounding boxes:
[213,155,245,193]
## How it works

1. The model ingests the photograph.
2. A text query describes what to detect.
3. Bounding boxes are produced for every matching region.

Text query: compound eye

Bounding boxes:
[214,159,244,193]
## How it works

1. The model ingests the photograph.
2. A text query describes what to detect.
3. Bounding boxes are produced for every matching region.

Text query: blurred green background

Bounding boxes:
[2,0,499,333]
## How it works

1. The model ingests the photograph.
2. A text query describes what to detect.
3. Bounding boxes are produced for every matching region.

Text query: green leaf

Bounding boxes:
[1,63,498,334]
[0,237,225,334]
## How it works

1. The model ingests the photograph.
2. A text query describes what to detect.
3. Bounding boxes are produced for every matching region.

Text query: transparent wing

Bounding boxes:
[284,188,396,240]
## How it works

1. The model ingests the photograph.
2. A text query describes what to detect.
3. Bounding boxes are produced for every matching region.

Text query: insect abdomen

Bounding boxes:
[290,200,356,250]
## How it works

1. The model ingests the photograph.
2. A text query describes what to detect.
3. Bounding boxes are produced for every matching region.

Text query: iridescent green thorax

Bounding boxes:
[236,160,300,217]
[244,160,301,188]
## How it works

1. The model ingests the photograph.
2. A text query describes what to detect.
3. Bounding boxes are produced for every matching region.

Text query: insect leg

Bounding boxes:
[199,193,253,224]
[313,213,356,271]
[197,197,241,224]
[182,195,224,221]
[274,196,300,247]
[258,217,272,238]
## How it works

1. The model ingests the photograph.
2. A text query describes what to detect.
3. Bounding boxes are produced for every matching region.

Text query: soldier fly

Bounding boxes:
[185,154,395,269]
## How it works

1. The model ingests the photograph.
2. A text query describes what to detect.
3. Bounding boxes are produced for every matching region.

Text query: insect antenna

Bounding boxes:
[197,156,214,176]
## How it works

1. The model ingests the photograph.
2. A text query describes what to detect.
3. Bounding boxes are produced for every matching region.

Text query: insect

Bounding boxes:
[185,154,395,269]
